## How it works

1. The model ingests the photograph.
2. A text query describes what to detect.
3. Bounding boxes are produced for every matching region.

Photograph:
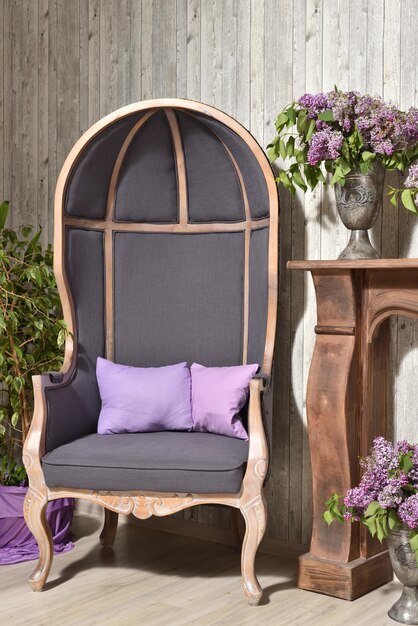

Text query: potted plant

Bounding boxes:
[325,436,418,624]
[0,201,74,564]
[268,88,418,259]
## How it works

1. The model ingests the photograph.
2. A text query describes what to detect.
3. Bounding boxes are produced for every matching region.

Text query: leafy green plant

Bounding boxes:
[0,201,66,485]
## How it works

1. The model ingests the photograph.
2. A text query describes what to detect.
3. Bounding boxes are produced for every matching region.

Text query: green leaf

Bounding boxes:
[399,452,414,473]
[286,136,295,158]
[275,112,288,131]
[364,501,381,517]
[287,106,296,126]
[267,146,278,163]
[410,532,418,553]
[57,329,66,348]
[279,138,287,160]
[11,412,19,428]
[21,225,32,238]
[276,171,295,195]
[292,169,308,192]
[0,201,9,229]
[318,110,334,122]
[359,161,373,175]
[306,119,316,142]
[375,518,386,542]
[363,516,377,538]
[0,310,6,331]
[401,190,418,215]
[323,510,334,525]
[389,193,398,207]
[297,111,308,134]
[388,509,402,531]
[362,151,376,163]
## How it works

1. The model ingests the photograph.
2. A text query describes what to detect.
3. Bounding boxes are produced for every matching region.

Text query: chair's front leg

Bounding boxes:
[240,378,269,605]
[23,488,54,591]
[100,509,119,546]
[240,494,267,605]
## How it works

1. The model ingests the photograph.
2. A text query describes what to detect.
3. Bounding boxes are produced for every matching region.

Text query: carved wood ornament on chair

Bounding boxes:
[23,99,278,604]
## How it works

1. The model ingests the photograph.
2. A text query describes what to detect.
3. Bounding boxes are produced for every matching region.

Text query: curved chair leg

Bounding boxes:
[23,488,54,591]
[100,509,119,546]
[240,495,267,606]
[231,507,245,547]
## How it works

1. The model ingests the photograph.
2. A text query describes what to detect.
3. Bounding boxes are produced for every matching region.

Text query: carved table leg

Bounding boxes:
[100,509,119,546]
[240,495,267,606]
[298,269,392,600]
[23,488,54,591]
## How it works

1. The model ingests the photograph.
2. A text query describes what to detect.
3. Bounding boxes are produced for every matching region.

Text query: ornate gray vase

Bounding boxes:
[334,162,385,259]
[388,527,418,624]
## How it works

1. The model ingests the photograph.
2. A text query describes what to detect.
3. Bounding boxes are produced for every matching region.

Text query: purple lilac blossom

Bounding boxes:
[395,440,413,455]
[405,108,418,143]
[398,494,418,529]
[405,164,418,189]
[355,95,414,155]
[298,92,330,118]
[327,90,358,132]
[378,476,408,509]
[307,128,343,165]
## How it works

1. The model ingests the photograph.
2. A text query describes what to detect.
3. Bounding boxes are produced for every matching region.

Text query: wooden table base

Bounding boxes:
[298,552,393,600]
[288,259,418,600]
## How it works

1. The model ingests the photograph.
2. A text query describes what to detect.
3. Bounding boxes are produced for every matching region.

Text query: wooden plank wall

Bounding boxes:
[1,0,417,548]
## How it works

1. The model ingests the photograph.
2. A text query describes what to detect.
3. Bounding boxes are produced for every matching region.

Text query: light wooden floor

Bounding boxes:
[0,514,404,626]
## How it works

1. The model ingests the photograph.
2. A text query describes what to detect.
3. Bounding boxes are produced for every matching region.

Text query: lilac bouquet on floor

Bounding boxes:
[267,87,418,212]
[324,437,418,563]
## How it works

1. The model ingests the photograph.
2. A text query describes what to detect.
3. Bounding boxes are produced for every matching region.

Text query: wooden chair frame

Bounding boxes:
[22,99,279,605]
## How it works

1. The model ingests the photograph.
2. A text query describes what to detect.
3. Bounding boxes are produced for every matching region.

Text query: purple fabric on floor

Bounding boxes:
[0,485,75,565]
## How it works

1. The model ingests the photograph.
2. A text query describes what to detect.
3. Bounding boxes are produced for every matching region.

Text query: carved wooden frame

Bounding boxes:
[23,99,278,606]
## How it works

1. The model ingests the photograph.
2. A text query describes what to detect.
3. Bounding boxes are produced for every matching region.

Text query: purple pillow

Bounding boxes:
[96,358,193,435]
[190,363,258,440]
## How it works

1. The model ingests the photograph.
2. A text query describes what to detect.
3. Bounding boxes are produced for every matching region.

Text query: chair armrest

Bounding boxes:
[241,379,269,497]
[254,371,270,391]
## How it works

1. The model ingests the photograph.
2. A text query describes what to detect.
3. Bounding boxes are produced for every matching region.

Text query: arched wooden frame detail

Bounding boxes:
[22,99,279,606]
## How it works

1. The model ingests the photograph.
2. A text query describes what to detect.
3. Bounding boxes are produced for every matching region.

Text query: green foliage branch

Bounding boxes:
[0,201,66,485]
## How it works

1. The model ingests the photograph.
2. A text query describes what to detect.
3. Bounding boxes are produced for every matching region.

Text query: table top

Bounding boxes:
[287,258,418,270]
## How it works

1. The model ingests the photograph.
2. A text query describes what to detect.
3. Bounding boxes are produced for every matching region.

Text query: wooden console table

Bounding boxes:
[287,259,418,600]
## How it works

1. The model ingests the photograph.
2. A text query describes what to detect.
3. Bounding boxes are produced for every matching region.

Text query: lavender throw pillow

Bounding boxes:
[96,358,193,435]
[190,363,258,440]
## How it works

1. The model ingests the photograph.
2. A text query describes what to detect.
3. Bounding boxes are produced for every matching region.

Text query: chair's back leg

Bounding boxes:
[240,495,267,606]
[100,509,119,546]
[23,488,54,591]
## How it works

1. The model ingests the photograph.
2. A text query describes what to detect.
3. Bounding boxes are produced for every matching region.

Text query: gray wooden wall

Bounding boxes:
[1,0,417,547]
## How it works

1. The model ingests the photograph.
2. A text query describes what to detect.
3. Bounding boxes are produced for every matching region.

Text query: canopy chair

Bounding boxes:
[23,99,278,605]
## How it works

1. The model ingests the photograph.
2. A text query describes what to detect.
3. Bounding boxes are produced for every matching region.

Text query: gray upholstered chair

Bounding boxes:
[23,99,278,605]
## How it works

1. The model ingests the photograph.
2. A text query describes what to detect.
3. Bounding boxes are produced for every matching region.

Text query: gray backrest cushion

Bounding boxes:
[177,112,244,223]
[115,111,178,222]
[192,113,270,219]
[45,228,105,451]
[113,231,245,366]
[65,113,143,219]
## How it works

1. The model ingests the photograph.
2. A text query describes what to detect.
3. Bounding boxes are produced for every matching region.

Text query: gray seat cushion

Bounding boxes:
[42,432,249,493]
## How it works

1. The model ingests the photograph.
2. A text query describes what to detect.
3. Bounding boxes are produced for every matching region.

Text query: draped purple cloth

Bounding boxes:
[0,485,75,565]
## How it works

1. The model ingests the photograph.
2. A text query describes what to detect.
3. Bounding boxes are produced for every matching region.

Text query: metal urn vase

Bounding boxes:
[334,161,385,260]
[388,527,418,624]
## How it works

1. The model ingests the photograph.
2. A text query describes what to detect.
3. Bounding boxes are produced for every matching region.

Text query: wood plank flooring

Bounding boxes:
[0,514,404,625]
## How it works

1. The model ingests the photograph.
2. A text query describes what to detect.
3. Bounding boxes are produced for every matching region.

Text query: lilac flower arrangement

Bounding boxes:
[324,437,418,563]
[268,87,418,212]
